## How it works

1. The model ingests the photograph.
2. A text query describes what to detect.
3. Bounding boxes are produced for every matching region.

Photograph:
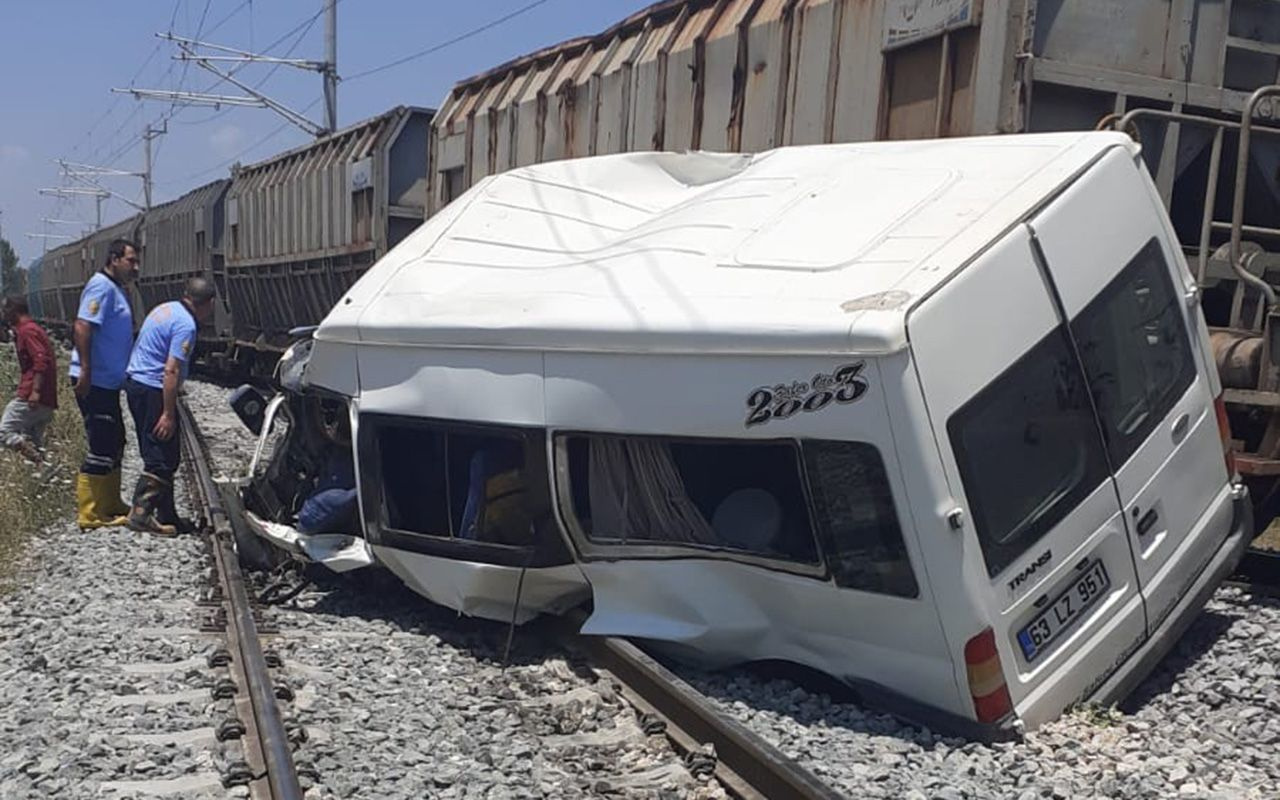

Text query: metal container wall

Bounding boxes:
[223,106,433,343]
[430,0,1279,224]
[138,179,230,335]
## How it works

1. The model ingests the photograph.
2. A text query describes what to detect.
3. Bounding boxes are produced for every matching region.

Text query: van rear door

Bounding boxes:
[1028,148,1231,634]
[909,225,1148,725]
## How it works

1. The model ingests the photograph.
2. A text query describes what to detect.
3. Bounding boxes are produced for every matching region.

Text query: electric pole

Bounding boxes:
[324,0,338,133]
[116,1,340,137]
[38,187,114,229]
[142,123,165,210]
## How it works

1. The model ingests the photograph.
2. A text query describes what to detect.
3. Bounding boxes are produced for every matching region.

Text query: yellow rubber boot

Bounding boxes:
[77,473,129,530]
[100,468,132,518]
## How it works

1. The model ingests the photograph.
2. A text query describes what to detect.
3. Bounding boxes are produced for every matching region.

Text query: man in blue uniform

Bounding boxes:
[71,238,139,528]
[124,277,216,535]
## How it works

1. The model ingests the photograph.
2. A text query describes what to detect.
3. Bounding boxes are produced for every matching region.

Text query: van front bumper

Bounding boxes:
[1087,483,1252,708]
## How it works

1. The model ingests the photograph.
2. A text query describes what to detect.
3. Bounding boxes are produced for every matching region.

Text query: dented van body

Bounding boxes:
[237,131,1250,735]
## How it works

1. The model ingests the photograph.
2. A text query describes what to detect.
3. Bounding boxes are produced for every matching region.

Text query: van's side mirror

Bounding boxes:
[229,385,268,435]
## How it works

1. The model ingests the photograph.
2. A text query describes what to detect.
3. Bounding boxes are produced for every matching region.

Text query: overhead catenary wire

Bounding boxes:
[345,0,554,82]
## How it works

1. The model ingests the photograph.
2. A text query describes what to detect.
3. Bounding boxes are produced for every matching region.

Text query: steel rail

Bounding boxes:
[557,611,842,800]
[178,399,304,800]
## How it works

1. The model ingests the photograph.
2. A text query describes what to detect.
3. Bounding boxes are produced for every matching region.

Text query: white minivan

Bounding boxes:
[238,130,1251,736]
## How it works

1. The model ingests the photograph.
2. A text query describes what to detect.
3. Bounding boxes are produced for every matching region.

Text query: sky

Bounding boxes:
[0,0,654,265]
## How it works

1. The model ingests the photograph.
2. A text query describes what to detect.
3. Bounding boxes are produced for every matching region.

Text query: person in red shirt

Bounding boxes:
[1,295,58,463]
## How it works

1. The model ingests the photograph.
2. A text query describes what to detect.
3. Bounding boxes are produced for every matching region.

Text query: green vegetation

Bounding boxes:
[0,346,84,592]
[0,237,22,296]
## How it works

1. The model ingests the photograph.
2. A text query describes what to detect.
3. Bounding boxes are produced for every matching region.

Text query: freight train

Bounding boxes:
[29,106,432,377]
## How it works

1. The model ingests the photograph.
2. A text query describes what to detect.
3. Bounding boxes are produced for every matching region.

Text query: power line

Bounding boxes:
[163,97,321,187]
[98,3,331,168]
[346,0,553,82]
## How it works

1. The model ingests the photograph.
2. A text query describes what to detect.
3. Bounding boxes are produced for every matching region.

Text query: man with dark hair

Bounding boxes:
[70,237,139,528]
[124,277,215,535]
[0,295,57,463]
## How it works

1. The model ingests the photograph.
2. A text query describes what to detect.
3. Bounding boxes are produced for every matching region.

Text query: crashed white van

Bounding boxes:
[240,131,1251,736]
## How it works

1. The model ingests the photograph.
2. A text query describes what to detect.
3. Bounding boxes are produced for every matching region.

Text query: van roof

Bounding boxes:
[319,131,1137,355]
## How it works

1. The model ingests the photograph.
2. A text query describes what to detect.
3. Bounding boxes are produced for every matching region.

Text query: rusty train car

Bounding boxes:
[29,106,433,375]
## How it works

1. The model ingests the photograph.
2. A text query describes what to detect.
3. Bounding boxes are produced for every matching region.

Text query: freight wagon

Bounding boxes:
[428,0,1280,531]
[221,105,433,372]
[33,214,145,337]
[136,179,231,348]
[26,106,433,377]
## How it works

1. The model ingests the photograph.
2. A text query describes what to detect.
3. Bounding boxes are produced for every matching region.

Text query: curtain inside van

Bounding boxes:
[587,438,719,545]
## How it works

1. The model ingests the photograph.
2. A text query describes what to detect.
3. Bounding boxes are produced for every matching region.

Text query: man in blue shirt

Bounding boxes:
[124,277,216,535]
[71,238,139,529]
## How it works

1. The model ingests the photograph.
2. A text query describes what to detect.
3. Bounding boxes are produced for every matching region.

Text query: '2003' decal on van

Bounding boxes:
[744,362,869,428]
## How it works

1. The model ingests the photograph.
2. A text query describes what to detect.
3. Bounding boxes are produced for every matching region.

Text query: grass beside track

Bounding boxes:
[0,347,85,592]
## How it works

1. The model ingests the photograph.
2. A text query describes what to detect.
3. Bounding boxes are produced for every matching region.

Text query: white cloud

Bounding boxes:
[209,125,246,158]
[0,144,30,165]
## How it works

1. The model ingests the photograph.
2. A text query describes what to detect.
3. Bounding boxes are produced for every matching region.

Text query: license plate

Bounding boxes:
[1017,560,1110,662]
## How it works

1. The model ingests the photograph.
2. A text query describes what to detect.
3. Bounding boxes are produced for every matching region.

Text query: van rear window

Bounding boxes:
[1070,238,1196,467]
[948,328,1111,578]
[558,434,917,597]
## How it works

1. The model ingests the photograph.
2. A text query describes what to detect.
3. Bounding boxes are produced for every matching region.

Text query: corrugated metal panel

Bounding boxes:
[222,105,432,341]
[429,0,1280,219]
[140,179,229,279]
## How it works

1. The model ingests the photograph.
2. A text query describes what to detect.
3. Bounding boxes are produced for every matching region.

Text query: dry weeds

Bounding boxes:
[0,346,85,590]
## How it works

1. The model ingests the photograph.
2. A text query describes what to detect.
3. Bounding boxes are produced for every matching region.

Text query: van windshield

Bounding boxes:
[948,327,1111,577]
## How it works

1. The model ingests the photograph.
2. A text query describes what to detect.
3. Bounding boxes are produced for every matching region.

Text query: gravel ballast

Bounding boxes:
[0,407,235,799]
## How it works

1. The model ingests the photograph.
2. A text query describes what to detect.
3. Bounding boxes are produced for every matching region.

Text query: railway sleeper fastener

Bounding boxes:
[211,678,239,700]
[638,712,667,736]
[220,761,262,789]
[215,716,247,742]
[207,648,233,668]
[274,681,295,702]
[684,750,717,779]
[201,608,228,633]
[262,649,284,668]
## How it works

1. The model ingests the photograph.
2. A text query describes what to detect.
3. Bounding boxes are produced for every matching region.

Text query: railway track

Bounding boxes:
[174,395,840,800]
[177,400,304,799]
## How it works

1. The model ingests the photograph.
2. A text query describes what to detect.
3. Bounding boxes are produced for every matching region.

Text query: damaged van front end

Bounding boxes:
[229,336,374,574]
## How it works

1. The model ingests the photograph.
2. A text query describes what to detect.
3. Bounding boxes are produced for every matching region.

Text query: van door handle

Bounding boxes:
[1137,508,1160,536]
[1171,413,1190,441]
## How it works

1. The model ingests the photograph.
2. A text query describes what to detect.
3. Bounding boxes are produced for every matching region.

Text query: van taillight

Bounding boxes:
[1214,393,1236,478]
[964,628,1013,723]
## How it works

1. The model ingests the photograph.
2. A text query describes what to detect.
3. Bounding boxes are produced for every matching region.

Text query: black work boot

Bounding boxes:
[127,473,178,536]
[155,480,196,534]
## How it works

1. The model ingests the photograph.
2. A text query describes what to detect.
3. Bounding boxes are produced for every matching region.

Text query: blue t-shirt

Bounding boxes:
[126,301,198,390]
[69,272,134,390]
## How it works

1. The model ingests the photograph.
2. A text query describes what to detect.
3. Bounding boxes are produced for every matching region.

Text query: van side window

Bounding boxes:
[376,423,538,546]
[949,329,1111,578]
[803,441,918,597]
[1071,238,1196,467]
[562,436,819,563]
[560,435,918,596]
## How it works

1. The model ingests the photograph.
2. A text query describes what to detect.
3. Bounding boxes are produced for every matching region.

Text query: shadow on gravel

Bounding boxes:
[674,659,962,750]
[253,564,581,671]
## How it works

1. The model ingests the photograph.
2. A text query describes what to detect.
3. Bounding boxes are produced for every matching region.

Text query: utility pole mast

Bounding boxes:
[116,1,340,138]
[324,0,338,133]
[142,123,165,210]
[38,187,115,229]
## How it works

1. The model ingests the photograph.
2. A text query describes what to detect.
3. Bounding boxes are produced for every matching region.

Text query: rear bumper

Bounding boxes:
[1087,483,1252,708]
